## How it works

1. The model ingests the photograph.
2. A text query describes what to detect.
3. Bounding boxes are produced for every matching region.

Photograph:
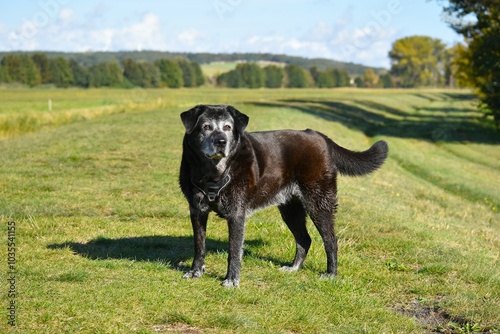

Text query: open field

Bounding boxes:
[200,61,285,79]
[1,87,499,333]
[201,62,239,78]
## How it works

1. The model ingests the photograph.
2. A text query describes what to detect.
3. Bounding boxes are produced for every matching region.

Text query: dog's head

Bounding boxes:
[181,105,249,160]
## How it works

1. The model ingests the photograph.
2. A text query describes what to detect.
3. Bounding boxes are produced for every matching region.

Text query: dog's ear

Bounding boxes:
[180,105,205,134]
[226,105,249,133]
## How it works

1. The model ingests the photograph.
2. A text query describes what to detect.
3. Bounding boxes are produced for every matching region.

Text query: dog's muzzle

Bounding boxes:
[205,133,228,159]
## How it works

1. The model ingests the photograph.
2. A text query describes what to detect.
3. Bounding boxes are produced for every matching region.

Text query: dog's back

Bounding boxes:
[247,128,388,179]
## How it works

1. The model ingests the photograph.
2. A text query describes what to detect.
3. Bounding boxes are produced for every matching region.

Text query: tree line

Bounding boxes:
[213,34,480,90]
[0,52,384,89]
[217,63,355,89]
[0,42,467,90]
[0,53,205,88]
[0,51,379,77]
[0,44,480,90]
[215,63,395,89]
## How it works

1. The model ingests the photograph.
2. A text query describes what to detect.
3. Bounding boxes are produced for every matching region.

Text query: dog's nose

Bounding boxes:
[213,133,227,146]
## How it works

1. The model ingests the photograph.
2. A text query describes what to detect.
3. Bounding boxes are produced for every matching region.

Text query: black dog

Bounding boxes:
[179,105,388,287]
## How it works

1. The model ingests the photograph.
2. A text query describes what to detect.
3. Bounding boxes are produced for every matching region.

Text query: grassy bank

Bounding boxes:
[1,88,498,333]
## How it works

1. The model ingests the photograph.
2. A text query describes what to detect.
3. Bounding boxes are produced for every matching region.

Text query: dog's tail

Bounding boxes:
[331,140,389,176]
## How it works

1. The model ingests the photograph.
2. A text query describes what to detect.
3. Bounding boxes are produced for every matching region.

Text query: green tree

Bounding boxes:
[216,63,266,88]
[138,62,160,88]
[0,64,12,83]
[388,36,446,87]
[440,0,500,127]
[31,52,52,84]
[217,69,243,88]
[177,58,196,87]
[155,59,184,88]
[264,65,284,88]
[191,61,205,86]
[69,60,90,88]
[379,73,394,88]
[236,63,265,88]
[296,67,348,88]
[122,59,159,88]
[285,64,310,88]
[49,57,74,88]
[334,69,351,87]
[1,54,41,86]
[317,71,334,88]
[354,77,363,88]
[309,66,320,87]
[122,58,143,87]
[88,61,123,87]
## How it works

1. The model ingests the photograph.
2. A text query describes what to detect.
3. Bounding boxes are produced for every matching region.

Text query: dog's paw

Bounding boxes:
[183,267,205,279]
[280,265,299,273]
[221,278,239,288]
[320,272,336,280]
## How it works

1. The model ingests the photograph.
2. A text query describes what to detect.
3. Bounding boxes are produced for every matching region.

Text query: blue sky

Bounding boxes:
[0,0,462,68]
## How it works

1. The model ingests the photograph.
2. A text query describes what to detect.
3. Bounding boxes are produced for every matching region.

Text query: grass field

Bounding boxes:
[201,62,239,78]
[1,87,499,333]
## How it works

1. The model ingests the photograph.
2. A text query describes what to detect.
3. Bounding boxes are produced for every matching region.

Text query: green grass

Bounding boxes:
[201,62,239,78]
[1,87,499,333]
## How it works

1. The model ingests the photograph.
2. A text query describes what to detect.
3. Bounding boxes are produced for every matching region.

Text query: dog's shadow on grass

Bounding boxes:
[47,236,276,273]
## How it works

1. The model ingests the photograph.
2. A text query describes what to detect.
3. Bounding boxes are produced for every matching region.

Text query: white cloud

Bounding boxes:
[338,26,396,67]
[113,13,166,51]
[58,8,74,24]
[307,21,333,42]
[236,11,392,68]
[239,18,396,68]
[72,13,168,51]
[2,12,170,52]
[178,29,206,46]
[88,2,108,19]
[87,28,115,51]
[0,5,393,67]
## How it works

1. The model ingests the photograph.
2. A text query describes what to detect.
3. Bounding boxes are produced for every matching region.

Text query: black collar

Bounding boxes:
[192,174,231,202]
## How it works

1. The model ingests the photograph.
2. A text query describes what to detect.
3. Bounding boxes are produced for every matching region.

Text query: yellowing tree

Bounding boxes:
[361,69,379,88]
[388,36,446,88]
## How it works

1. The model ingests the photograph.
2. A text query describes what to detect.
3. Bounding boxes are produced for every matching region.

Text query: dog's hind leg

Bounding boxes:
[278,197,311,272]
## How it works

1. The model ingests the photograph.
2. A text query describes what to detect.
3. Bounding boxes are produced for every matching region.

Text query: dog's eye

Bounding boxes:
[203,124,212,131]
[223,125,232,131]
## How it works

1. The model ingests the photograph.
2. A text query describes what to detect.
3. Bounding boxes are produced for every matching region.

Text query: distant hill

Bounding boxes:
[0,51,385,76]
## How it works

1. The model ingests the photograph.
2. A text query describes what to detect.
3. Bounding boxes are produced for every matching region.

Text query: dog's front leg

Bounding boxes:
[183,207,209,279]
[222,215,246,287]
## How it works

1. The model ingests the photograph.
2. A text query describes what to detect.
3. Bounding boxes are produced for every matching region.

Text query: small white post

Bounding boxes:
[48,99,52,112]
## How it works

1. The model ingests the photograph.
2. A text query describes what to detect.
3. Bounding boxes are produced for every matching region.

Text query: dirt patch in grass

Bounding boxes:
[393,299,496,333]
[394,299,451,330]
